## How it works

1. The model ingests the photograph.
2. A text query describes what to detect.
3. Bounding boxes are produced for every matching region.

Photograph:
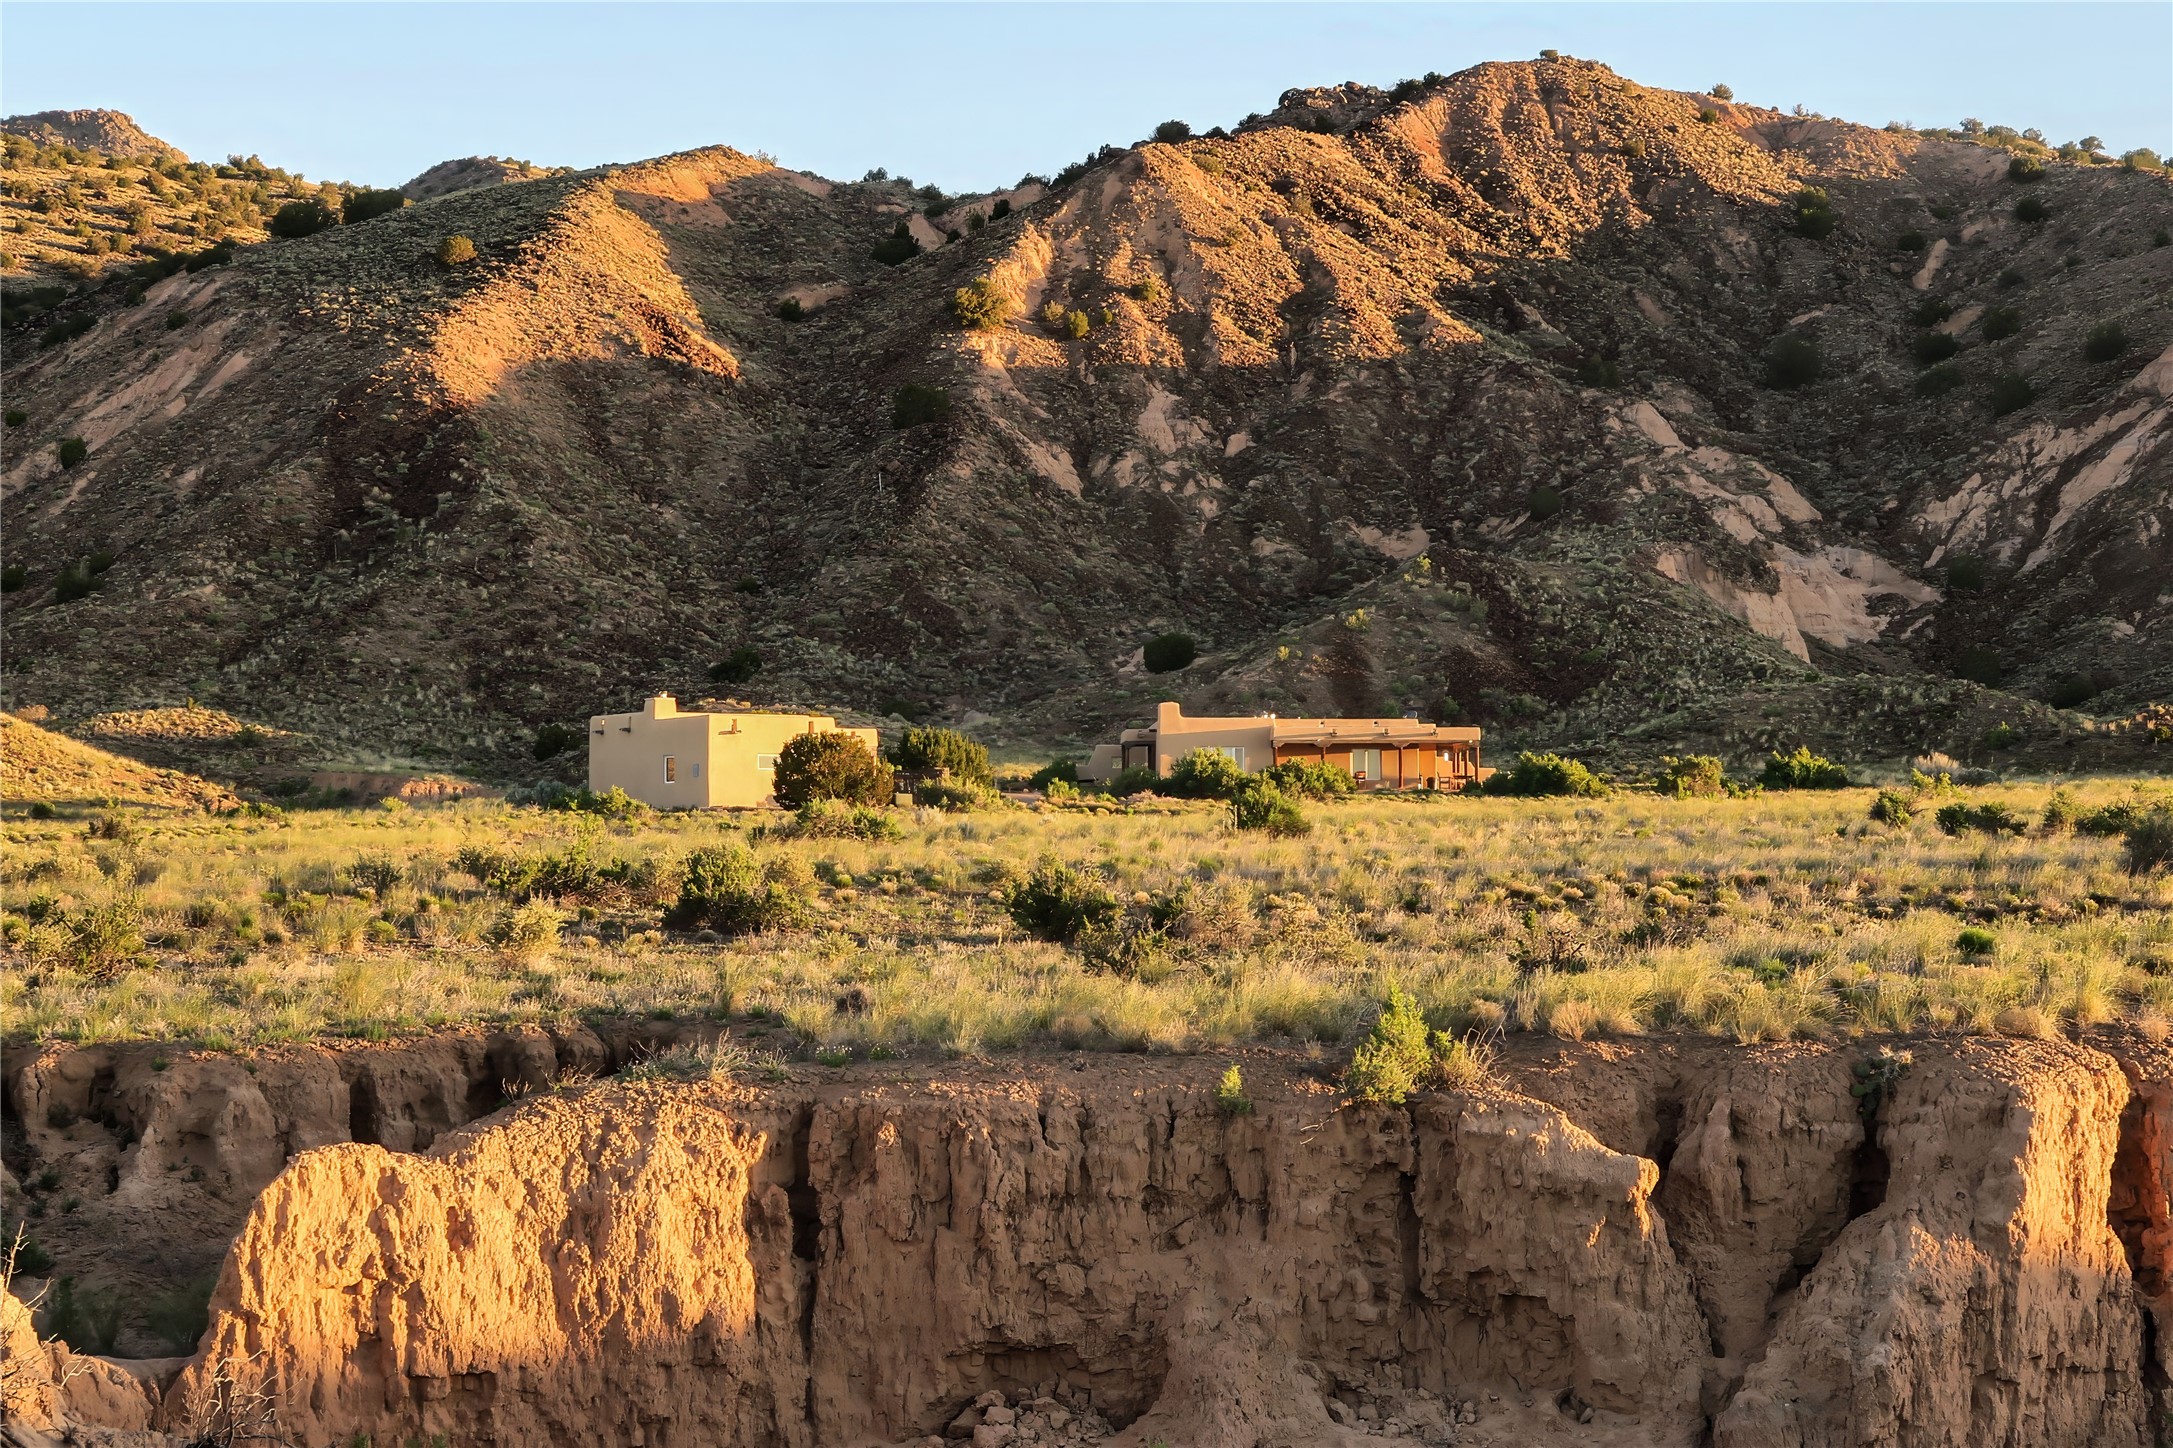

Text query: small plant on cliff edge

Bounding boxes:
[1214,1063,1253,1116]
[1850,1046,1912,1114]
[1345,984,1433,1104]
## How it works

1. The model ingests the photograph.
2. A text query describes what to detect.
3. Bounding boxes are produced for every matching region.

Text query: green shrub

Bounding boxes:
[1988,372,2035,416]
[1130,276,1165,304]
[1038,300,1067,330]
[2125,809,2173,875]
[2155,229,2170,248]
[57,437,88,468]
[913,779,995,812]
[1697,108,1720,125]
[1711,83,1733,100]
[664,844,812,934]
[66,897,145,977]
[3,408,25,427]
[1911,297,1954,327]
[1981,305,2022,340]
[1916,364,1964,398]
[1789,187,1837,239]
[1895,230,1927,252]
[1978,720,2018,751]
[2040,790,2083,832]
[1656,755,1726,798]
[437,234,477,266]
[1105,765,1161,797]
[1920,363,1973,397]
[145,1274,215,1355]
[1956,927,1999,957]
[1485,752,1609,797]
[1869,790,1915,825]
[1259,759,1355,799]
[1229,778,1309,835]
[1761,746,1849,790]
[2084,322,2128,363]
[1997,268,2027,290]
[2122,148,2163,172]
[2013,196,2050,224]
[531,722,580,761]
[1003,857,1118,943]
[53,559,101,603]
[870,221,921,265]
[1345,985,1432,1104]
[0,564,25,593]
[1944,555,1986,592]
[1213,1063,1252,1115]
[1062,308,1090,339]
[1164,748,1249,799]
[2045,672,2103,709]
[343,187,408,223]
[268,199,336,238]
[1152,120,1193,144]
[990,198,1010,219]
[790,798,902,841]
[45,1276,123,1354]
[1762,334,1822,389]
[708,647,762,685]
[2007,155,2045,183]
[891,383,951,429]
[1575,357,1622,388]
[951,276,1012,331]
[1936,801,2027,836]
[2078,803,2145,836]
[1952,643,2002,684]
[772,732,893,809]
[775,296,804,322]
[889,725,992,784]
[1912,331,1959,365]
[1028,759,1079,791]
[1143,632,1197,673]
[1527,484,1563,520]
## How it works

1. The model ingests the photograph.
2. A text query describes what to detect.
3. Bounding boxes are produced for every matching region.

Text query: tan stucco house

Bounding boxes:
[1079,702,1486,792]
[588,695,880,809]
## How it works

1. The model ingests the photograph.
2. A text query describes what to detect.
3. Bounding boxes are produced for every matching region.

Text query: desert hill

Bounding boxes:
[0,710,238,810]
[401,154,569,201]
[0,108,175,158]
[2,57,2169,774]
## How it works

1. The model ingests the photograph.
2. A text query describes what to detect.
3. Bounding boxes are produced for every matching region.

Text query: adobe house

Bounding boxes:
[588,695,880,809]
[1078,702,1486,792]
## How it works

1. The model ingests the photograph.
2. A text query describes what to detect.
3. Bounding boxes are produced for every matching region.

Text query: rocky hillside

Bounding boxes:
[0,108,175,157]
[2,58,2168,773]
[401,154,568,201]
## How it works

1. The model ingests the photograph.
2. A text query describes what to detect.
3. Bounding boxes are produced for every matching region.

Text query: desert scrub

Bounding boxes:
[6,784,2173,1052]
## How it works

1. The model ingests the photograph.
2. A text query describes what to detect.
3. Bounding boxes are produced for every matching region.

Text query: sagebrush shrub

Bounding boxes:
[1485,752,1609,797]
[1260,759,1354,799]
[1657,755,1726,798]
[1761,747,1849,790]
[790,798,901,841]
[665,844,811,934]
[1003,858,1118,942]
[1869,790,1915,825]
[1762,335,1822,389]
[1913,331,1959,365]
[1790,188,1837,239]
[437,234,477,266]
[1988,372,2035,416]
[1936,801,2028,836]
[2125,809,2173,875]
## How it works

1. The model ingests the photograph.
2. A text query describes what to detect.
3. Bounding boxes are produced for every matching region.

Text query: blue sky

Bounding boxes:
[4,3,2167,191]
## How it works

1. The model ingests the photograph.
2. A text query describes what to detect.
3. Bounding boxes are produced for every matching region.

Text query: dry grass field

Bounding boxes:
[5,774,2170,1056]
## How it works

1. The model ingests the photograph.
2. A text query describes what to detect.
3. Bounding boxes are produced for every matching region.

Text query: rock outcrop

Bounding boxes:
[42,1037,2147,1447]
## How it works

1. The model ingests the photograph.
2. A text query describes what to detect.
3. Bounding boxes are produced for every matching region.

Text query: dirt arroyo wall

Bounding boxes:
[7,1035,2126,1448]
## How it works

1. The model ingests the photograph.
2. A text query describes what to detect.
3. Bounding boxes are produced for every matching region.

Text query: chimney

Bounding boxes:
[1155,701,1185,732]
[644,695,678,718]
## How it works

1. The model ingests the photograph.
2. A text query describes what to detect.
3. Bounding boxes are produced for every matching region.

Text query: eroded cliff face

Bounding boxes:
[7,1034,2170,1447]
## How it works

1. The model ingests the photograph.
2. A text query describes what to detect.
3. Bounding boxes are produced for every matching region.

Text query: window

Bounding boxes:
[1351,748,1383,781]
[663,755,678,783]
[756,753,779,772]
[1211,745,1247,768]
[692,762,701,779]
